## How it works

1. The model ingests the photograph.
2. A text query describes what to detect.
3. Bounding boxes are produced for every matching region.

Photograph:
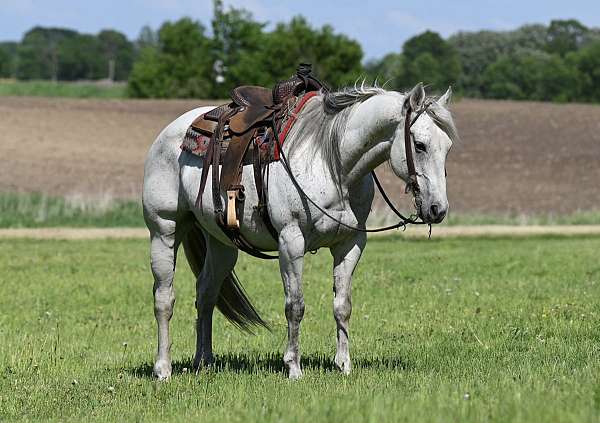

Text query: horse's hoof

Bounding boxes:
[193,354,215,372]
[153,359,172,380]
[335,356,352,375]
[288,367,303,380]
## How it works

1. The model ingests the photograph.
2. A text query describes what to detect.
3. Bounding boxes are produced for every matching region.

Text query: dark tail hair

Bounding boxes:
[182,221,269,333]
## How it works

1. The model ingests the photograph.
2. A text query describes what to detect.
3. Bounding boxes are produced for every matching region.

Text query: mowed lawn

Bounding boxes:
[1,235,600,422]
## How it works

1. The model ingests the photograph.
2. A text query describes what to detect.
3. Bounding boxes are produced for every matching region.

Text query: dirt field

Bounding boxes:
[1,96,599,214]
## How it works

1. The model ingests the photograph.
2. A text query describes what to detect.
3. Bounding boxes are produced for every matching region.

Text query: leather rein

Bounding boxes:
[273,100,433,234]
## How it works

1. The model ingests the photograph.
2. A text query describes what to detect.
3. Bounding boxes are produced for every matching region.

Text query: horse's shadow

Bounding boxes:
[128,351,411,379]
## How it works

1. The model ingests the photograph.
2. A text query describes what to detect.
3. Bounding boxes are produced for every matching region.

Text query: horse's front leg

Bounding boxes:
[330,233,366,374]
[278,225,305,379]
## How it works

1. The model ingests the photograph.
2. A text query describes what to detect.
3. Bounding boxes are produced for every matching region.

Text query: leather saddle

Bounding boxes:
[184,63,328,259]
[189,85,277,194]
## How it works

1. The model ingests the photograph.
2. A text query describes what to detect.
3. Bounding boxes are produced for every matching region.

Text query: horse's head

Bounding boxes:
[389,83,458,224]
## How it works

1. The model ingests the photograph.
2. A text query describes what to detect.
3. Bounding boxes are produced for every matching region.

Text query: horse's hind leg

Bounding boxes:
[193,234,238,369]
[147,217,181,380]
[330,233,366,374]
[279,225,306,379]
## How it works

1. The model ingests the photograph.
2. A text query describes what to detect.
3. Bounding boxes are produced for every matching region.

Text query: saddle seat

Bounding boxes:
[192,88,273,136]
[231,85,273,108]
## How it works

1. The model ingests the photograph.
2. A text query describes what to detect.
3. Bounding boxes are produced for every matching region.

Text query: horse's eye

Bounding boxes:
[415,141,427,153]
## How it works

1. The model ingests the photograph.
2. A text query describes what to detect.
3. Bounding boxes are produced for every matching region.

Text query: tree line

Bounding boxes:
[1,2,599,103]
[0,27,134,81]
[367,19,600,102]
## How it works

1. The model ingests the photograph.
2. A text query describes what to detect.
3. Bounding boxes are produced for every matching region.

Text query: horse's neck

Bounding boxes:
[340,95,404,186]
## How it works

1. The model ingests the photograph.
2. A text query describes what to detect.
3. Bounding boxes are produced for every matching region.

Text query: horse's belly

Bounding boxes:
[180,160,279,250]
[180,156,372,253]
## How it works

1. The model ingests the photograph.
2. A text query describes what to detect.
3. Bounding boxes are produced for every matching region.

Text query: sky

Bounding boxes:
[1,0,599,60]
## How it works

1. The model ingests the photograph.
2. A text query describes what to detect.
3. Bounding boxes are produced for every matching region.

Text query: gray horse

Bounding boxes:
[142,82,459,379]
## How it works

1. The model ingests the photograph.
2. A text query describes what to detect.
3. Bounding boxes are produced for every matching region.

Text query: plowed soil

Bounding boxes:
[1,96,598,214]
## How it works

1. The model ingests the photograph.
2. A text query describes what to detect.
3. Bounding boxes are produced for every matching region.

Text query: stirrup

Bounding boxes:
[226,186,245,230]
[226,190,239,229]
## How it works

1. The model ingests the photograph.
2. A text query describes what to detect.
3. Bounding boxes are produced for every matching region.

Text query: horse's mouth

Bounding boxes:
[412,193,425,221]
[416,199,448,224]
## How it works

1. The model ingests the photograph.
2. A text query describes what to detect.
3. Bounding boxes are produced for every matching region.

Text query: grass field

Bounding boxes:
[1,235,599,421]
[2,193,600,228]
[0,79,127,98]
[0,193,143,228]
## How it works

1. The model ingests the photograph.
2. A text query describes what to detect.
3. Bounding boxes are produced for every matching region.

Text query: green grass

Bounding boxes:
[3,193,600,229]
[0,79,127,98]
[443,211,600,226]
[0,193,142,228]
[1,235,600,421]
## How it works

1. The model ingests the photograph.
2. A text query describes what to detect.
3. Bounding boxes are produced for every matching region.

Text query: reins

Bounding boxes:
[273,99,432,234]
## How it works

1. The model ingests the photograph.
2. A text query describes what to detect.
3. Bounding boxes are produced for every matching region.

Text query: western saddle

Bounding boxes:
[182,63,327,258]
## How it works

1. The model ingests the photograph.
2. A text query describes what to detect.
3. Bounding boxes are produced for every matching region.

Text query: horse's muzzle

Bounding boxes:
[422,202,447,224]
[416,198,447,224]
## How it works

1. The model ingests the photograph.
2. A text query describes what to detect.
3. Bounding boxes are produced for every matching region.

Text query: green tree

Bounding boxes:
[449,24,553,97]
[0,48,9,78]
[364,53,404,88]
[127,18,213,98]
[97,30,135,80]
[567,40,600,102]
[0,42,17,78]
[136,25,158,50]
[56,34,104,80]
[449,30,510,96]
[546,19,588,56]
[400,30,461,90]
[482,51,579,102]
[210,0,267,97]
[16,27,78,80]
[509,24,549,52]
[261,16,363,89]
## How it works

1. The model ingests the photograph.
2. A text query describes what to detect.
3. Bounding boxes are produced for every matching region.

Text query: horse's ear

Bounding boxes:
[408,82,426,110]
[438,86,452,108]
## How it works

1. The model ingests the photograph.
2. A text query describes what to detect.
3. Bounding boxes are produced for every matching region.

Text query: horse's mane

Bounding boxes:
[285,83,459,186]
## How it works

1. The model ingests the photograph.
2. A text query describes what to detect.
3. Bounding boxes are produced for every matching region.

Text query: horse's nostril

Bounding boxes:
[430,204,439,218]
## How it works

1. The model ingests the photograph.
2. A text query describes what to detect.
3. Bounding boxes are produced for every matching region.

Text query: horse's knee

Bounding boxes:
[333,295,351,323]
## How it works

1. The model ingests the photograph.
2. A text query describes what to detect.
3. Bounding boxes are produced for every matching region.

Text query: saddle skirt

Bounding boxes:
[181,123,273,164]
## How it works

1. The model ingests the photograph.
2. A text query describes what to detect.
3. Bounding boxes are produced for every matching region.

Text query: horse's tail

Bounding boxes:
[182,220,269,333]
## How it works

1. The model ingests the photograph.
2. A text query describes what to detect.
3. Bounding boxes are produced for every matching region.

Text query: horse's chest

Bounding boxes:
[299,206,362,250]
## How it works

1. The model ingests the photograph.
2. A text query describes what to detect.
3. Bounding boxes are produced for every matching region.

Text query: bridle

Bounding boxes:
[404,100,432,197]
[274,99,434,234]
